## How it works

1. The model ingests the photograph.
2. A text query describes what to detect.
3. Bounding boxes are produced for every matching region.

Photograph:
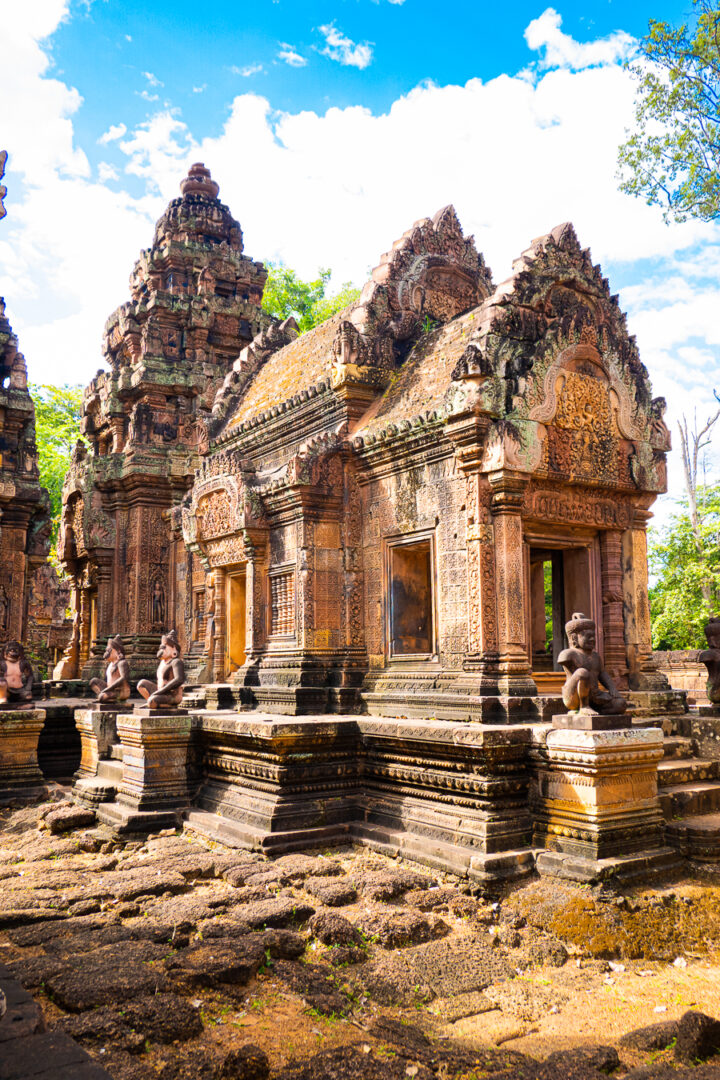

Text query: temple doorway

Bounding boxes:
[527,541,601,692]
[225,569,246,677]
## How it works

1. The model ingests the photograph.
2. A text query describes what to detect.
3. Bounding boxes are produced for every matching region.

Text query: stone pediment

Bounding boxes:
[182,472,265,549]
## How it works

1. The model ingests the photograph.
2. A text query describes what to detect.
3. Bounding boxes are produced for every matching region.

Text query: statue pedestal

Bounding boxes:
[95,711,192,834]
[552,711,632,731]
[74,709,122,779]
[0,710,47,803]
[531,720,679,884]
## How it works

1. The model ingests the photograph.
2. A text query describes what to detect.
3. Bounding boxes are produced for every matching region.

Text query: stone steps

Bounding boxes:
[659,781,720,820]
[662,735,696,760]
[96,759,123,783]
[657,758,720,785]
[665,812,720,861]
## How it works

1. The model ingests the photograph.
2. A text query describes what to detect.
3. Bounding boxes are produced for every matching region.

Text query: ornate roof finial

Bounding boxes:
[180,162,220,199]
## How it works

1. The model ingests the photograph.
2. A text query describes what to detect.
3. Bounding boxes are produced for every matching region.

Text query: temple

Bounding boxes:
[58,166,674,720]
[0,296,62,660]
[40,164,720,881]
[57,164,269,680]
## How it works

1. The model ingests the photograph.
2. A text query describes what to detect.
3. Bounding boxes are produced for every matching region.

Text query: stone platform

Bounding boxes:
[0,710,47,804]
[184,713,541,883]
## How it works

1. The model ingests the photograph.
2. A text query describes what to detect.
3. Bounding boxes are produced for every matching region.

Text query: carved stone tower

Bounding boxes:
[58,164,269,678]
[0,298,53,647]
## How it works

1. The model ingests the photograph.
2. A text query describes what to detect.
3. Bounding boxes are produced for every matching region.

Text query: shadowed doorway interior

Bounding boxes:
[225,569,246,678]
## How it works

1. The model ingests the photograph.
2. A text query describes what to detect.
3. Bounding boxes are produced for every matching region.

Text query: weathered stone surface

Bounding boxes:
[45,807,96,834]
[0,1030,113,1079]
[353,908,450,949]
[278,1044,434,1080]
[359,936,514,1004]
[165,936,266,989]
[308,912,363,947]
[44,941,169,1010]
[350,869,432,901]
[229,897,314,930]
[619,1019,680,1051]
[304,878,358,906]
[217,1046,270,1080]
[272,960,353,1017]
[60,994,202,1047]
[674,1009,720,1063]
[270,853,342,880]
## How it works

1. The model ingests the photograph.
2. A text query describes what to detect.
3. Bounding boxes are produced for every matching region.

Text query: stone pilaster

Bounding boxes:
[622,511,668,691]
[488,470,536,698]
[212,566,227,683]
[599,529,627,687]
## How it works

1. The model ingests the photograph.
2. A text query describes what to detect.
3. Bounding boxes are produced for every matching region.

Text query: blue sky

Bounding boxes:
[1,0,719,519]
[50,0,691,173]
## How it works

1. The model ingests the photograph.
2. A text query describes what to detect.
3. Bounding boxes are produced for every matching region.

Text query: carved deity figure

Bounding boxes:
[151,580,166,627]
[699,617,720,706]
[559,612,628,715]
[89,635,131,704]
[137,630,185,710]
[0,642,35,705]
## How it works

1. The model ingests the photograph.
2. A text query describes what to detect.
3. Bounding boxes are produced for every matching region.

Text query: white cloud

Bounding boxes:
[98,122,126,144]
[137,90,159,102]
[525,7,634,70]
[232,63,264,77]
[97,161,118,182]
[142,71,163,88]
[277,44,307,68]
[2,2,719,519]
[318,24,373,69]
[192,85,207,94]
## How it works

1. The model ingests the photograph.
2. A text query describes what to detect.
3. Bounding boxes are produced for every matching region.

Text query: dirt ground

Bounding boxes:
[4,795,720,1079]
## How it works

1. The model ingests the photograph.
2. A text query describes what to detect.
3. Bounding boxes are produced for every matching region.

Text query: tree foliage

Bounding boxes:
[261,264,360,333]
[649,483,720,649]
[617,0,720,222]
[30,383,84,542]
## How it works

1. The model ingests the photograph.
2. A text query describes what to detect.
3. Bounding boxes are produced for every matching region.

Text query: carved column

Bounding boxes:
[622,510,668,691]
[78,587,91,666]
[488,470,536,698]
[212,566,226,683]
[464,473,499,688]
[243,529,268,664]
[296,519,314,653]
[599,530,627,688]
[95,560,113,649]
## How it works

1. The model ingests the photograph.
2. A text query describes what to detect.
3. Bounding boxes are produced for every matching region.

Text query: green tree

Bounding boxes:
[30,383,84,543]
[261,264,360,333]
[649,482,720,649]
[617,0,720,222]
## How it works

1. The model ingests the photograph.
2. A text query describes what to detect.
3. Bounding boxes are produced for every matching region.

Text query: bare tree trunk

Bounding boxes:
[678,407,720,603]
